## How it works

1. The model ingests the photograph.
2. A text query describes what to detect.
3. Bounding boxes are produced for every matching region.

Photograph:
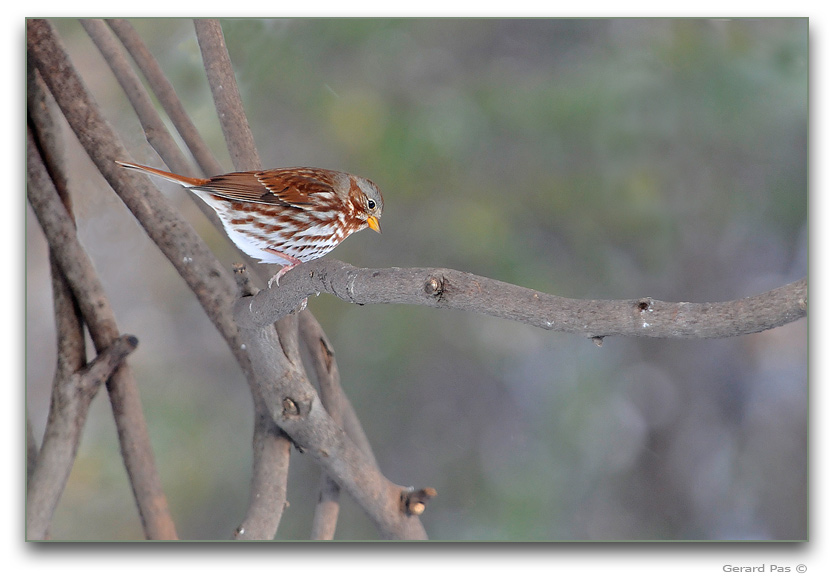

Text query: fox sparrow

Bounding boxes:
[116,161,383,286]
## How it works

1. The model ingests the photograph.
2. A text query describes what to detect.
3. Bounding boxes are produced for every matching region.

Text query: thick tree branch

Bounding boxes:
[192,20,295,539]
[228,265,291,539]
[26,335,139,540]
[27,124,178,540]
[233,302,430,540]
[27,19,240,334]
[235,260,808,340]
[232,411,293,540]
[28,64,86,538]
[194,20,430,540]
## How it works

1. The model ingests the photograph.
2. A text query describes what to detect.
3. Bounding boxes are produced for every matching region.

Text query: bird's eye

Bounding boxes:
[367,199,376,210]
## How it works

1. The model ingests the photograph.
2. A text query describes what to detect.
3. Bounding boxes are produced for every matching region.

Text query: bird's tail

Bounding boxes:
[115,160,209,187]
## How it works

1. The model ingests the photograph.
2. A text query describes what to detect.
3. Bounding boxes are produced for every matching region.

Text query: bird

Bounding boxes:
[116,161,383,287]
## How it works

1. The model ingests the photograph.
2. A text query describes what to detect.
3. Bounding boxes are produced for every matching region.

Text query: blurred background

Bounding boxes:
[26,18,807,541]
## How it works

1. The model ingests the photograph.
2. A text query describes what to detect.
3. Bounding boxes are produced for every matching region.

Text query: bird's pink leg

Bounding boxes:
[264,248,302,288]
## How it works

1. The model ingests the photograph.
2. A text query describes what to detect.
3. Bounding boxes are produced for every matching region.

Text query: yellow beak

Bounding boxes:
[367,216,381,233]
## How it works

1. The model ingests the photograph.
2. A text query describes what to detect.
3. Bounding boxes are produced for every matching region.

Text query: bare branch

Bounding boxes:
[106,18,224,177]
[193,19,261,172]
[191,20,295,540]
[27,335,139,540]
[229,264,292,539]
[28,55,87,404]
[27,63,86,538]
[27,19,239,325]
[299,310,382,539]
[237,313,429,540]
[193,20,429,540]
[233,411,293,540]
[27,115,177,539]
[235,259,807,340]
[298,310,378,464]
[299,313,346,539]
[81,19,195,176]
[310,475,341,541]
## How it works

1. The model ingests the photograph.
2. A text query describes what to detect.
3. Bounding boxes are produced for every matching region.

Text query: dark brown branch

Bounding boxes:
[27,19,239,326]
[234,260,807,341]
[194,19,261,172]
[27,123,177,540]
[195,20,428,539]
[27,335,139,540]
[299,310,384,538]
[193,20,295,540]
[298,310,378,464]
[229,264,291,539]
[299,312,346,539]
[236,310,429,540]
[106,18,224,177]
[91,17,236,252]
[28,63,86,538]
[81,19,195,176]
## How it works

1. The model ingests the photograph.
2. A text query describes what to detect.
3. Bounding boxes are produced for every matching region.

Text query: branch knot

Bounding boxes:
[423,274,445,300]
[401,487,437,516]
